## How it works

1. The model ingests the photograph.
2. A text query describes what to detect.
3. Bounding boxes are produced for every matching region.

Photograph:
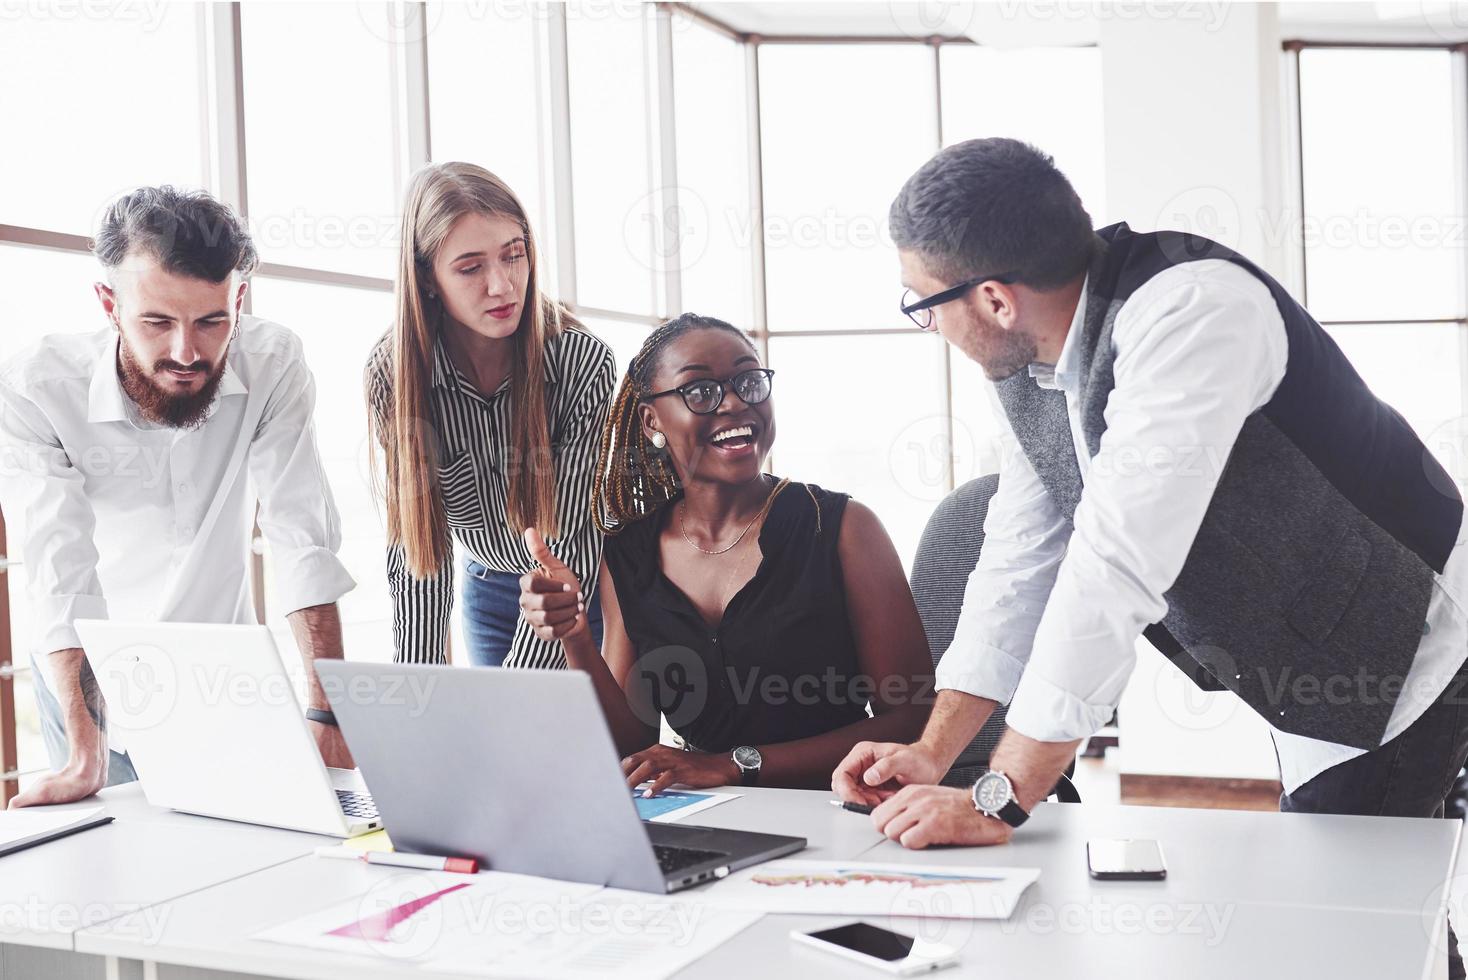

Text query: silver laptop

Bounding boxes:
[74,620,381,838]
[316,661,806,893]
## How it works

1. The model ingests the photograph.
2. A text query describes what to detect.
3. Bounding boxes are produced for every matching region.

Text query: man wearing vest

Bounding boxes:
[834,138,1468,974]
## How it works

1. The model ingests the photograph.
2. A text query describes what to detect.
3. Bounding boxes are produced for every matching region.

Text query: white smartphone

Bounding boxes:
[1087,838,1168,880]
[791,922,960,975]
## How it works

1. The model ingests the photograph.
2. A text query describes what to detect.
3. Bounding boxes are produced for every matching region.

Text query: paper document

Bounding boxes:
[0,805,110,857]
[631,788,739,823]
[255,869,760,979]
[699,859,1041,919]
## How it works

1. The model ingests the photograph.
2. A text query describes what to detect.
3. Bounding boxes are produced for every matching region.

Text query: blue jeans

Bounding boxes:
[461,559,604,667]
[33,653,139,786]
[1281,652,1468,979]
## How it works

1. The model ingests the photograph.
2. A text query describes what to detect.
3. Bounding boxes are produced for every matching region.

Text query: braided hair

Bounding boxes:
[593,313,758,534]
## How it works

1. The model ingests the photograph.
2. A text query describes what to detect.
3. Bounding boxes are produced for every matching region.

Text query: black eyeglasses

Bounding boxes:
[900,271,1018,331]
[643,368,775,415]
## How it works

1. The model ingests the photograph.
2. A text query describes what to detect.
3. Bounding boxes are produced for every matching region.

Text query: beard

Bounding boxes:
[117,337,227,430]
[965,317,1039,383]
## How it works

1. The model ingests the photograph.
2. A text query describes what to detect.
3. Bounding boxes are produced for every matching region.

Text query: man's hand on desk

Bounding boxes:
[309,719,355,770]
[831,740,947,807]
[871,784,1012,849]
[8,762,107,809]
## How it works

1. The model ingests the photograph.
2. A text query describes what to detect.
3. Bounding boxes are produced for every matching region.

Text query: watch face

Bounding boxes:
[733,745,762,769]
[974,772,1011,812]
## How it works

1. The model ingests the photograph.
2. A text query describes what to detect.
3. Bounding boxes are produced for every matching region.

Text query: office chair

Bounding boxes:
[910,473,1082,805]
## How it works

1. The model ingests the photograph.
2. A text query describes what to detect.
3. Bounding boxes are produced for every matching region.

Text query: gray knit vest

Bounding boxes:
[994,222,1461,749]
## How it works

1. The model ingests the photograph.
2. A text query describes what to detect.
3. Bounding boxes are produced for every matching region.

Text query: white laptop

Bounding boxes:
[74,620,380,838]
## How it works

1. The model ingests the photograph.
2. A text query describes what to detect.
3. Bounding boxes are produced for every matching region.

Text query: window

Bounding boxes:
[578,314,652,385]
[1325,322,1464,455]
[1298,48,1460,323]
[240,3,400,278]
[426,1,554,247]
[767,333,950,569]
[758,44,938,332]
[246,277,396,663]
[565,5,659,315]
[671,13,754,326]
[1,4,1138,795]
[0,5,207,233]
[940,45,1108,225]
[1295,47,1468,486]
[0,245,107,789]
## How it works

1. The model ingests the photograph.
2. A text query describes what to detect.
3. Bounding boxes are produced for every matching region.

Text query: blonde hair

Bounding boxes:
[369,161,574,578]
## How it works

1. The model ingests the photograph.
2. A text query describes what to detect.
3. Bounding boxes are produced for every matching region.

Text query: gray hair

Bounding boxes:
[93,186,258,283]
[889,138,1094,290]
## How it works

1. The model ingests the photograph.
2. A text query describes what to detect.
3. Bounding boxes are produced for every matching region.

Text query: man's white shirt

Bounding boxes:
[936,259,1468,793]
[0,316,355,689]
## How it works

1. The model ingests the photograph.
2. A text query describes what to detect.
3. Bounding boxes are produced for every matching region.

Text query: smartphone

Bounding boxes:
[791,922,959,975]
[1087,838,1167,880]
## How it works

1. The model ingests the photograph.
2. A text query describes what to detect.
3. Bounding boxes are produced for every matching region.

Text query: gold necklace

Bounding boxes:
[678,479,783,556]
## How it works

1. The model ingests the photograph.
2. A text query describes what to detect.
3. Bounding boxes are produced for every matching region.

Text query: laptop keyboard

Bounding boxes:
[336,789,379,821]
[653,843,727,875]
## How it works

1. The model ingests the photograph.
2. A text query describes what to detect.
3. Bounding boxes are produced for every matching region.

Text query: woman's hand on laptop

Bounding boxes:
[520,528,588,642]
[623,744,738,798]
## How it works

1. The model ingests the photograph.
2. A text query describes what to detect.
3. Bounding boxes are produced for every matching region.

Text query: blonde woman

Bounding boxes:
[366,162,614,668]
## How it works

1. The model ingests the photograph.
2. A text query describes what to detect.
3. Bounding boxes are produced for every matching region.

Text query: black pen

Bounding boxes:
[828,799,874,815]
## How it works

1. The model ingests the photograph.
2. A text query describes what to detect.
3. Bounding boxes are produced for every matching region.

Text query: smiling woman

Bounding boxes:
[517,313,935,792]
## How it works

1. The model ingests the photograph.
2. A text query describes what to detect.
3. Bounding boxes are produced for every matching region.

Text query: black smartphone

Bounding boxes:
[792,922,959,975]
[1087,839,1167,880]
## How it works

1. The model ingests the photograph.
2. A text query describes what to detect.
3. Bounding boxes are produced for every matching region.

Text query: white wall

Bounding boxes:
[1100,4,1286,781]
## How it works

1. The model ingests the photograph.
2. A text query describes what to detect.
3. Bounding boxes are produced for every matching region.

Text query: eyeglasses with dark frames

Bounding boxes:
[900,272,1019,331]
[642,368,776,415]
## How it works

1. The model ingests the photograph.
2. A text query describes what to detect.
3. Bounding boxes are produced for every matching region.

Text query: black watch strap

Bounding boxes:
[740,765,759,787]
[997,798,1029,828]
[306,707,338,727]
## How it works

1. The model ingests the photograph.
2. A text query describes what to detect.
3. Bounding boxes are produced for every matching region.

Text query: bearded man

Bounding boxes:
[0,186,356,807]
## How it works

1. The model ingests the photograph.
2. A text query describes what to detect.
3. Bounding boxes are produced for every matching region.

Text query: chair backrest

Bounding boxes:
[909,473,1009,782]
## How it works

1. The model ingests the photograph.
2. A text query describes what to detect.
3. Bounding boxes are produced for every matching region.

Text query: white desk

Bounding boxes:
[0,784,334,979]
[1,785,1458,979]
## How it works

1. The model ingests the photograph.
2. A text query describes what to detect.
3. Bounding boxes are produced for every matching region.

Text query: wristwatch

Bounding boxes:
[731,746,762,786]
[971,770,1029,828]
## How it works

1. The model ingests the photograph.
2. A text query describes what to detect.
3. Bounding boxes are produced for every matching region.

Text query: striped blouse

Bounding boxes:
[365,323,616,669]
